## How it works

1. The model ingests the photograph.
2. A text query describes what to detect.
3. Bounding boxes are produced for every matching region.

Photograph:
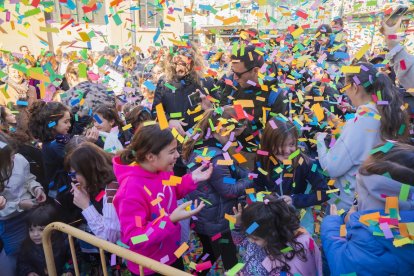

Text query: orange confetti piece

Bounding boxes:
[155,103,169,130]
[174,242,189,258]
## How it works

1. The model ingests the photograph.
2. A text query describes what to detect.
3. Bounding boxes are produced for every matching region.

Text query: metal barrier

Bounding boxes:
[42,222,192,276]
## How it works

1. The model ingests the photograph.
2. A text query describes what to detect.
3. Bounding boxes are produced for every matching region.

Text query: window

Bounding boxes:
[139,0,163,28]
[51,0,106,25]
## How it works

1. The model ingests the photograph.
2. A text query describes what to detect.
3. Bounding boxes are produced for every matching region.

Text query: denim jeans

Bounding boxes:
[0,212,28,255]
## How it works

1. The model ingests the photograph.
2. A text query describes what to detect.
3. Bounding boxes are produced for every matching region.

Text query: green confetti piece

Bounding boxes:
[227,263,245,276]
[78,63,87,78]
[199,197,212,205]
[281,246,293,253]
[131,234,149,245]
[399,184,410,201]
[24,8,41,17]
[398,124,406,136]
[170,112,182,118]
[116,240,129,249]
[112,13,122,26]
[232,42,238,56]
[96,57,107,68]
[370,142,394,155]
[12,64,28,74]
[164,83,177,91]
[159,221,166,229]
[288,149,300,160]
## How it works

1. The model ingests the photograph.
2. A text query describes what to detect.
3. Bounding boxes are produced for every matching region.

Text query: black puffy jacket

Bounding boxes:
[186,140,253,236]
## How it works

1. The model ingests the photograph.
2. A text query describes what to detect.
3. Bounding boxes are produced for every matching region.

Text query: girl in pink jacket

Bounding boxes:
[113,123,212,275]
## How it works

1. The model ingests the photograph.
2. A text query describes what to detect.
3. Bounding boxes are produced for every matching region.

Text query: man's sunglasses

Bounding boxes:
[232,67,254,78]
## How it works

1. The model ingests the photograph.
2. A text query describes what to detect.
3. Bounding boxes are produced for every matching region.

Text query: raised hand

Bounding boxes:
[169,120,188,136]
[170,200,205,223]
[232,203,243,226]
[191,163,213,183]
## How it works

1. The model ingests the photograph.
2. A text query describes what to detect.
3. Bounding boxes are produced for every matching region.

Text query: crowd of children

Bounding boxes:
[0,13,414,276]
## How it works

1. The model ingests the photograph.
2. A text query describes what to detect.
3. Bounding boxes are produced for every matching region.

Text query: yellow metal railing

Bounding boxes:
[42,222,192,276]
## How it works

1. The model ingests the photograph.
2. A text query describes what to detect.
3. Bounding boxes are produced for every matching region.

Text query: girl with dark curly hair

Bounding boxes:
[232,197,322,275]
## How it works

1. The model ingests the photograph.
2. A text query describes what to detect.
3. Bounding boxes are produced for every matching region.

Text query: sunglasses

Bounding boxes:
[232,67,254,78]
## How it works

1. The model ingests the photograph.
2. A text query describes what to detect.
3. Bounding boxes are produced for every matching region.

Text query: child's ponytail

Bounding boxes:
[345,62,409,142]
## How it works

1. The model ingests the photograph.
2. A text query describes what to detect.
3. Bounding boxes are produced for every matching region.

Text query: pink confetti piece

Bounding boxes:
[269,120,278,129]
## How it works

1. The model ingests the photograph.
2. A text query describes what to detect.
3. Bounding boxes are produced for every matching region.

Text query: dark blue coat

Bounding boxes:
[253,158,329,208]
[186,142,253,236]
[321,210,414,276]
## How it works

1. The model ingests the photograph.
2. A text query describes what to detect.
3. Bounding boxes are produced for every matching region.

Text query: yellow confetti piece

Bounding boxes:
[39,26,59,33]
[233,100,254,108]
[326,188,340,194]
[393,237,412,247]
[225,213,236,224]
[217,159,234,166]
[354,44,370,60]
[122,124,132,131]
[291,27,304,38]
[18,31,28,38]
[327,179,336,186]
[78,32,90,42]
[143,185,152,196]
[258,167,268,176]
[341,66,361,74]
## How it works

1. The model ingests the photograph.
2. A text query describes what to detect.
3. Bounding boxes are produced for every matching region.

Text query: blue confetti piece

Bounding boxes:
[70,98,80,106]
[48,181,55,188]
[223,177,236,184]
[93,114,102,124]
[246,222,259,234]
[48,121,56,128]
[16,100,28,106]
[58,185,67,193]
[153,28,161,43]
[143,80,156,91]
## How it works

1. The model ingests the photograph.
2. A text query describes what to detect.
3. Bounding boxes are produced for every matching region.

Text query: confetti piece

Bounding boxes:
[79,63,87,78]
[399,184,410,201]
[245,222,259,234]
[131,234,149,245]
[340,224,347,237]
[281,246,293,253]
[155,103,169,130]
[94,190,105,202]
[380,223,394,239]
[288,149,300,160]
[354,44,370,60]
[227,263,245,276]
[393,237,412,247]
[341,66,361,74]
[232,153,247,164]
[135,216,142,228]
[196,261,212,271]
[143,80,156,91]
[225,213,236,224]
[122,124,132,131]
[151,197,162,206]
[174,242,189,258]
[385,197,398,214]
[48,121,56,128]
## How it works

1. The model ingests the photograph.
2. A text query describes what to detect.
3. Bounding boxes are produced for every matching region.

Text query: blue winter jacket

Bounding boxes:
[186,141,253,236]
[321,210,414,276]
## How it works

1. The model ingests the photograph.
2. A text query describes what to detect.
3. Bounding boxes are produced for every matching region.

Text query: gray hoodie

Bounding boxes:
[317,102,382,211]
[386,44,414,89]
[356,174,414,211]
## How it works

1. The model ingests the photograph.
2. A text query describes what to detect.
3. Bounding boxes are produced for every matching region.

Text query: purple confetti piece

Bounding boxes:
[6,11,10,22]
[146,227,154,237]
[353,75,361,85]
[369,74,373,83]
[248,173,258,179]
[360,65,369,72]
[247,80,257,86]
[110,254,117,266]
[380,223,394,239]
[160,255,169,264]
[377,101,389,105]
[201,253,210,261]
[222,141,232,152]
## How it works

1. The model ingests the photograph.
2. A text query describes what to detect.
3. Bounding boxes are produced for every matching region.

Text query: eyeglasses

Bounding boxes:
[232,67,255,78]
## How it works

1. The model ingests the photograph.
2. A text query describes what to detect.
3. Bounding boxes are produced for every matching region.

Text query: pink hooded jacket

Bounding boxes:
[112,156,197,275]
